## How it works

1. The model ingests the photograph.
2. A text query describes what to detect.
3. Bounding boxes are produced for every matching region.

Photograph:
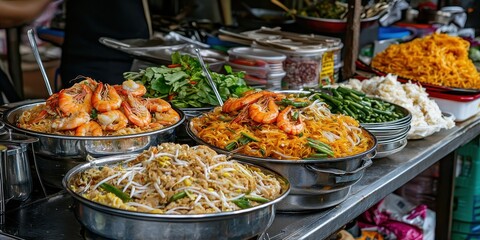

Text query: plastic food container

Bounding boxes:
[281,49,326,89]
[228,47,286,64]
[227,47,287,90]
[428,91,480,122]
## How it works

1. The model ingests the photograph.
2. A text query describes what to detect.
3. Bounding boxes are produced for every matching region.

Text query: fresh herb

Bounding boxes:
[123,52,253,108]
[90,109,98,119]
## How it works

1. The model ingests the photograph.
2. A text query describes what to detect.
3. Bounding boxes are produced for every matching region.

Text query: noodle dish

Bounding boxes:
[189,90,376,160]
[66,143,288,214]
[16,77,182,136]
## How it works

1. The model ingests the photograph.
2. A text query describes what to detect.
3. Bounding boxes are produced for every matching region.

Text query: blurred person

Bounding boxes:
[0,0,51,28]
[60,0,152,88]
[0,0,52,104]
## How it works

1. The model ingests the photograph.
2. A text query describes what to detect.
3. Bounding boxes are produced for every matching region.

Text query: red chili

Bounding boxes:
[168,94,175,101]
[230,59,257,66]
[190,81,197,85]
[168,64,181,68]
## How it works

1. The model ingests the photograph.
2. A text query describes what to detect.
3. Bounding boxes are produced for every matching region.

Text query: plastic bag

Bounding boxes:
[357,193,435,240]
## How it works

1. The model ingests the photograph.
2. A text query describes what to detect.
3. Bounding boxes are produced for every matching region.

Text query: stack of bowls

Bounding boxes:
[227,47,286,90]
[360,104,412,159]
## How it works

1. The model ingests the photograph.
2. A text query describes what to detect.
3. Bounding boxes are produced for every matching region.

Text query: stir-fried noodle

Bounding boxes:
[191,91,375,160]
[69,143,284,214]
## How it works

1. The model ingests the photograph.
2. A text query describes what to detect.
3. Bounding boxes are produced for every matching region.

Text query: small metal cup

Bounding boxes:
[0,142,33,203]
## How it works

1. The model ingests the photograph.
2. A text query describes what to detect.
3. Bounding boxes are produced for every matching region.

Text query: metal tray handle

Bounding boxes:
[305,157,373,176]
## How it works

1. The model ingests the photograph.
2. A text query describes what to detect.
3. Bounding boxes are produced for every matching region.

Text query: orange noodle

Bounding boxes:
[371,33,480,89]
[190,91,374,160]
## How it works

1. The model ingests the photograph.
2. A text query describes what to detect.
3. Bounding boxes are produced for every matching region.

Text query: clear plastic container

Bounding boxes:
[282,51,325,89]
[228,61,270,79]
[228,47,286,64]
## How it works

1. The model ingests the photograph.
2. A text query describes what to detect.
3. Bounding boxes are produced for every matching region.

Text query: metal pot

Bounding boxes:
[296,15,380,34]
[2,102,186,188]
[63,154,290,240]
[186,121,376,211]
[276,185,352,212]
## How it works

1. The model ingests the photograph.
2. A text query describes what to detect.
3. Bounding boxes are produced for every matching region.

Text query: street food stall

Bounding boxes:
[1,0,479,239]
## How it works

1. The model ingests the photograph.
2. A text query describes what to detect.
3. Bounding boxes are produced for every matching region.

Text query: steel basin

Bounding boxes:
[63,154,290,240]
[186,120,376,211]
[2,102,186,188]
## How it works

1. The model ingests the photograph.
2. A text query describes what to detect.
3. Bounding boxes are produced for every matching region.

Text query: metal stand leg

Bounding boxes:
[436,152,456,239]
[0,149,7,225]
[30,143,47,197]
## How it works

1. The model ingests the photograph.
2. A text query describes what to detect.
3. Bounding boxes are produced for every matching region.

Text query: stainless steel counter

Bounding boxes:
[2,114,480,240]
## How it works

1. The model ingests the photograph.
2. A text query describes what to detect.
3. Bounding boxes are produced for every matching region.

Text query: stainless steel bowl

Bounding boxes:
[63,154,290,240]
[2,102,186,188]
[186,121,376,211]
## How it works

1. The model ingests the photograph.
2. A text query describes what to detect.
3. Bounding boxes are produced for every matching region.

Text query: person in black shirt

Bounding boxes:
[60,0,152,88]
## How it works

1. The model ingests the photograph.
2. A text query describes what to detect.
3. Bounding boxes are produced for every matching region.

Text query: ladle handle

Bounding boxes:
[27,29,53,96]
[194,48,224,106]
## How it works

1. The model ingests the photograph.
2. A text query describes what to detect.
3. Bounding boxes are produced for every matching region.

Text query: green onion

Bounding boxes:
[100,183,131,202]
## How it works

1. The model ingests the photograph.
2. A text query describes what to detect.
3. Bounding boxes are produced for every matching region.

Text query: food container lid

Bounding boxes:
[228,47,287,62]
[428,91,480,102]
[268,71,286,79]
[227,61,271,72]
[252,42,328,56]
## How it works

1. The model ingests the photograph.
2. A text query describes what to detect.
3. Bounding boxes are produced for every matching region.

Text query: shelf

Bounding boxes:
[3,115,480,240]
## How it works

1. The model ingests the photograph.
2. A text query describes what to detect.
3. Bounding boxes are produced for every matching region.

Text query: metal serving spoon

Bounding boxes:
[27,28,53,96]
[194,48,224,106]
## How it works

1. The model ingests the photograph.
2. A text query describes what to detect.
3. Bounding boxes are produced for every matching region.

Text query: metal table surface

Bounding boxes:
[2,114,480,240]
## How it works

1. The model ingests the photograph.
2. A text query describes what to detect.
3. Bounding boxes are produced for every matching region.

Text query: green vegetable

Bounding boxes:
[470,47,480,62]
[232,197,252,209]
[123,52,253,108]
[244,195,270,203]
[276,99,310,108]
[90,109,98,119]
[307,138,334,157]
[168,191,188,203]
[240,131,260,142]
[99,183,131,202]
[310,87,404,123]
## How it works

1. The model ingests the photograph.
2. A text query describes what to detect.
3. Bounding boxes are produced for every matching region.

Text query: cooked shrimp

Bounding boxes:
[45,93,62,115]
[28,110,49,124]
[248,98,279,124]
[144,98,171,113]
[153,108,180,126]
[276,106,305,135]
[51,111,90,130]
[222,91,278,113]
[58,84,93,114]
[78,77,99,91]
[97,110,128,131]
[75,121,103,136]
[119,80,147,97]
[122,95,151,127]
[92,83,122,112]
